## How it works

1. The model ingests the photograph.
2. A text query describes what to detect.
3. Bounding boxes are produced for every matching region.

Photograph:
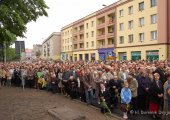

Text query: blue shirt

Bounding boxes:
[121,87,132,104]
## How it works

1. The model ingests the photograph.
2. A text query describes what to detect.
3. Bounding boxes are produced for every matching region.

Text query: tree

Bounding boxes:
[6,47,16,61]
[0,47,16,61]
[0,0,49,46]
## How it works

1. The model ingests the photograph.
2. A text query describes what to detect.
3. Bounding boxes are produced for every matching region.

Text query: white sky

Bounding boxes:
[18,0,118,49]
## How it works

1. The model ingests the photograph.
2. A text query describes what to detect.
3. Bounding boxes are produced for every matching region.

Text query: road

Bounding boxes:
[0,87,118,120]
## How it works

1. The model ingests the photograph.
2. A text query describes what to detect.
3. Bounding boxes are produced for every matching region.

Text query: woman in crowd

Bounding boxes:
[164,74,170,112]
[149,73,164,119]
[127,75,138,114]
[137,71,150,112]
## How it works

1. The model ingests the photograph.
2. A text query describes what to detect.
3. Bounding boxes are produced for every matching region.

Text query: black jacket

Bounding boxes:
[149,79,163,104]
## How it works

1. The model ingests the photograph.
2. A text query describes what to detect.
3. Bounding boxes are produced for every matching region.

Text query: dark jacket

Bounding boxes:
[149,79,163,104]
[155,67,166,84]
[62,71,70,81]
[137,75,150,95]
[109,79,122,97]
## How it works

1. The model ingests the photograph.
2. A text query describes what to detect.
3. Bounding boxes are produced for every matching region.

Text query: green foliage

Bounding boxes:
[0,0,49,45]
[6,47,16,61]
[0,47,16,61]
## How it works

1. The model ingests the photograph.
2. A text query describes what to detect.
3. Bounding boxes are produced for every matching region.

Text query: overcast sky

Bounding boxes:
[18,0,118,49]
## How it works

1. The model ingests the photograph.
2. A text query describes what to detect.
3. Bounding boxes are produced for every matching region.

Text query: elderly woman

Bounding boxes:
[127,75,138,113]
[164,74,170,112]
[149,73,164,119]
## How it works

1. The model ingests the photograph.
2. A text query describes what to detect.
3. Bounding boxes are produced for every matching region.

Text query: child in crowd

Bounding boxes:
[120,81,132,119]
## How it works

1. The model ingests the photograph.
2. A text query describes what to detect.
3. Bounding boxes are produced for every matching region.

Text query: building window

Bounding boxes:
[151,31,157,40]
[139,33,144,42]
[86,33,88,38]
[70,45,72,50]
[91,31,94,37]
[86,23,88,29]
[86,42,89,48]
[151,0,157,7]
[139,17,144,27]
[119,36,124,44]
[151,14,157,24]
[91,21,94,27]
[91,41,94,47]
[128,34,133,43]
[128,20,133,29]
[108,38,114,45]
[119,23,124,31]
[74,44,78,49]
[68,46,69,50]
[68,38,69,43]
[79,43,84,48]
[119,9,124,17]
[128,6,133,15]
[139,2,144,11]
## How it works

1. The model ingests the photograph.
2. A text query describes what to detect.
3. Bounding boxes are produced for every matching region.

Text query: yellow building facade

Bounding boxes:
[61,25,73,60]
[61,0,170,61]
[73,13,99,61]
[116,0,169,61]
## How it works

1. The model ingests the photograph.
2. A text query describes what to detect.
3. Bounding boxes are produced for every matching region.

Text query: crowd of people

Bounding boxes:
[0,60,170,119]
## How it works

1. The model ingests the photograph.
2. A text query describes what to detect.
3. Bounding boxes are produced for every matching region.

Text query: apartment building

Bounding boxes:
[61,24,73,61]
[61,0,170,61]
[72,13,98,61]
[42,32,61,60]
[32,44,42,58]
[116,0,170,61]
[96,3,116,61]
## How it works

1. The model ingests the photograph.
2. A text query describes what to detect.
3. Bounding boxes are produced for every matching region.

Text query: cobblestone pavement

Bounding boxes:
[0,87,118,120]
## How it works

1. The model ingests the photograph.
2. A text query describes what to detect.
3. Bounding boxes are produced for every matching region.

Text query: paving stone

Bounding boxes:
[48,106,87,120]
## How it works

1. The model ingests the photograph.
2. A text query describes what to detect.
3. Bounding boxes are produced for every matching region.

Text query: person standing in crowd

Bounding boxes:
[118,66,129,82]
[99,82,112,114]
[102,66,113,86]
[27,67,35,88]
[62,67,71,96]
[149,73,163,119]
[164,74,170,112]
[83,68,93,105]
[50,71,57,93]
[109,75,122,109]
[13,66,21,87]
[120,81,132,120]
[137,71,150,112]
[127,75,138,114]
[58,68,63,94]
[94,71,103,104]
[1,67,7,86]
[155,62,166,84]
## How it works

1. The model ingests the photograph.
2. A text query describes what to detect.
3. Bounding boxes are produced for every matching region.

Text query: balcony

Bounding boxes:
[106,19,115,26]
[79,38,84,42]
[79,29,84,34]
[97,44,106,49]
[97,22,105,29]
[73,32,78,37]
[97,34,105,40]
[73,40,78,44]
[107,32,114,38]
